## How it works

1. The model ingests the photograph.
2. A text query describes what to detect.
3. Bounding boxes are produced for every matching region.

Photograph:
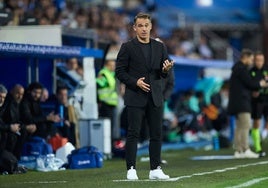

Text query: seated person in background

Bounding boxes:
[0,84,27,174]
[57,58,86,91]
[1,84,36,160]
[210,81,229,132]
[20,82,60,140]
[0,84,20,153]
[54,86,78,147]
[66,58,83,82]
[174,90,198,133]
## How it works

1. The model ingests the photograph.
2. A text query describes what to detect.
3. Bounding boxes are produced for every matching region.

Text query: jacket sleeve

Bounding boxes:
[20,99,47,124]
[115,43,138,91]
[160,43,170,79]
[163,68,175,100]
[0,104,11,131]
[0,119,10,131]
[238,67,261,90]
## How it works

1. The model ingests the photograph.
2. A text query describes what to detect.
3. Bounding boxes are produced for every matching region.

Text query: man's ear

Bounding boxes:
[133,25,136,31]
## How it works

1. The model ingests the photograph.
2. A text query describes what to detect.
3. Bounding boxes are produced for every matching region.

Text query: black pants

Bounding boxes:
[126,96,163,170]
[2,128,29,160]
[99,102,116,139]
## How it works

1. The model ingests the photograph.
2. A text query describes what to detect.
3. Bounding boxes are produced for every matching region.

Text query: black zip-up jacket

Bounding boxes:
[250,66,268,103]
[20,94,47,125]
[2,94,23,125]
[0,103,10,132]
[228,61,261,115]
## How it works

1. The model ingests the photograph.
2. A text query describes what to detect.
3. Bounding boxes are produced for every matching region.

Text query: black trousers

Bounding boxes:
[126,95,163,170]
[99,102,116,139]
[2,128,29,160]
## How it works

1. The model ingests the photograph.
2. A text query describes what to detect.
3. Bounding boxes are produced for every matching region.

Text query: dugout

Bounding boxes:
[0,42,103,120]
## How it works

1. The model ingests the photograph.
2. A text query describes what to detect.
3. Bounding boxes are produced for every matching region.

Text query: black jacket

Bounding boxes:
[250,66,268,102]
[2,94,22,125]
[116,38,169,107]
[20,94,47,125]
[0,103,10,150]
[0,104,10,132]
[162,68,175,101]
[228,61,261,115]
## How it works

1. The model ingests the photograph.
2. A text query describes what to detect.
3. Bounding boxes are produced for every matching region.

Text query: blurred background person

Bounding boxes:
[250,51,268,157]
[54,85,78,147]
[20,82,60,140]
[96,52,119,140]
[228,49,268,159]
[1,84,36,160]
[0,84,20,154]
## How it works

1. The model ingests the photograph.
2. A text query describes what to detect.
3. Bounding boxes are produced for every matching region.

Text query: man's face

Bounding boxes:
[246,55,254,67]
[133,18,152,42]
[13,87,24,103]
[67,58,78,70]
[254,54,265,69]
[0,92,6,106]
[57,89,68,105]
[106,60,116,72]
[31,88,42,101]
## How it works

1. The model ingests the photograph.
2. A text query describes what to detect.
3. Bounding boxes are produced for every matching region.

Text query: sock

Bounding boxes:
[251,128,261,152]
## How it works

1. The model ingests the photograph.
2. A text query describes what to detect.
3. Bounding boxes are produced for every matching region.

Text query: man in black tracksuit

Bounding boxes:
[249,52,268,157]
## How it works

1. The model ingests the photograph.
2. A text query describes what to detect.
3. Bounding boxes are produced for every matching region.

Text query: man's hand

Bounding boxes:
[64,120,71,127]
[137,77,150,92]
[10,123,20,133]
[162,59,174,73]
[47,112,61,123]
[26,124,37,134]
[260,79,268,88]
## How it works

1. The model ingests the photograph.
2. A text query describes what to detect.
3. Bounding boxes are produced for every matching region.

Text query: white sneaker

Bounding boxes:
[234,151,245,159]
[149,166,170,180]
[243,149,259,159]
[127,166,138,180]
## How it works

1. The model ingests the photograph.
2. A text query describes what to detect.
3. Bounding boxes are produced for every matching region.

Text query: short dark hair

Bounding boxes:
[254,51,264,57]
[27,82,43,92]
[134,13,151,24]
[56,85,68,94]
[240,49,254,58]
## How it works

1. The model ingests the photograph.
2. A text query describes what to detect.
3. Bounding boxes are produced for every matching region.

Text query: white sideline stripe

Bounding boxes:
[113,161,268,182]
[22,181,67,184]
[226,177,268,188]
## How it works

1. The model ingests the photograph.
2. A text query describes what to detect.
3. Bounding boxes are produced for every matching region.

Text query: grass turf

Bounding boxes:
[1,144,268,188]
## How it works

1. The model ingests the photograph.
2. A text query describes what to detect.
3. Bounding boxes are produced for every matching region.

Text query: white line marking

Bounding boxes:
[226,177,268,188]
[22,181,67,184]
[113,160,268,182]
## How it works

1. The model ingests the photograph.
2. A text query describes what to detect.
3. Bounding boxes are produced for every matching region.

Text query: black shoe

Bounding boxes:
[13,165,28,174]
[258,151,266,158]
[1,171,8,175]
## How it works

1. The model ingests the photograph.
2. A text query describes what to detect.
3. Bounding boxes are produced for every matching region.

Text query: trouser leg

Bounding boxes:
[125,106,144,170]
[234,113,251,152]
[147,97,163,170]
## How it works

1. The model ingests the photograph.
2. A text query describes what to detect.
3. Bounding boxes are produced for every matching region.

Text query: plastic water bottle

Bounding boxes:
[59,105,64,127]
[213,132,220,151]
[46,154,55,170]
